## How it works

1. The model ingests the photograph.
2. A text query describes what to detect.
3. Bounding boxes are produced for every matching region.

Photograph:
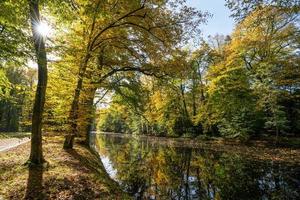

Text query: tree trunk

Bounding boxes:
[85,88,97,145]
[5,105,11,131]
[63,55,90,149]
[192,91,196,117]
[28,0,48,165]
[180,83,189,119]
[63,134,75,149]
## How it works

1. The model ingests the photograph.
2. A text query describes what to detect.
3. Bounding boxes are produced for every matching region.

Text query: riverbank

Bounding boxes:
[0,136,130,200]
[99,132,300,164]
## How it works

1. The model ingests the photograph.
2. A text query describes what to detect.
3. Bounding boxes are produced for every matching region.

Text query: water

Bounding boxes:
[93,133,300,200]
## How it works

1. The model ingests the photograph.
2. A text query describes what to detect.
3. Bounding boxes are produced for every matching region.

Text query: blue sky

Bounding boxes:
[187,0,235,37]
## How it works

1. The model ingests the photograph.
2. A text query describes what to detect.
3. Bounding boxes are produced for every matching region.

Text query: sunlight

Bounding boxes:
[36,21,52,37]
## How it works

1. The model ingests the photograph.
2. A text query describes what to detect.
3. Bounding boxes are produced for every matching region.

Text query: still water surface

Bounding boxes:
[93,133,300,200]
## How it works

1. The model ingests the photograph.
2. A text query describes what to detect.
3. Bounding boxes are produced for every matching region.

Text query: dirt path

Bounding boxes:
[0,137,30,152]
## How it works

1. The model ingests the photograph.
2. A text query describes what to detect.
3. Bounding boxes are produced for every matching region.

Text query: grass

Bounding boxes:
[0,136,130,200]
[0,132,31,139]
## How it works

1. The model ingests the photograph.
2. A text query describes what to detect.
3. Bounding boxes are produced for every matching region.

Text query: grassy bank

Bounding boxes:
[0,136,130,200]
[0,132,31,139]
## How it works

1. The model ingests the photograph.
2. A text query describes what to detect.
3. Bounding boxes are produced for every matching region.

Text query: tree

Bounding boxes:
[225,0,299,21]
[0,0,34,132]
[28,0,48,165]
[63,0,207,148]
[0,65,35,132]
[230,5,300,136]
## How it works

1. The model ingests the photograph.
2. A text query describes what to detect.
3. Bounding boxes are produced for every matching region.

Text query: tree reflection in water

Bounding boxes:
[94,133,300,200]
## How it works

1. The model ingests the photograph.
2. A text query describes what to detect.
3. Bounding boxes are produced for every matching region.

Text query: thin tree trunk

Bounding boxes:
[180,83,189,119]
[191,68,197,117]
[5,105,11,131]
[63,55,90,149]
[198,72,205,101]
[28,0,48,165]
[192,91,196,117]
[180,83,189,135]
[84,88,97,145]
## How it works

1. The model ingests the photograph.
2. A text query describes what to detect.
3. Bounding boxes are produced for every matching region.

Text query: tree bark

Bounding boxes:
[63,55,90,149]
[28,0,48,165]
[180,83,189,120]
[84,88,97,145]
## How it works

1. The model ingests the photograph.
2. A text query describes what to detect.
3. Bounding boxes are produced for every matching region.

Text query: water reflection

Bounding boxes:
[94,133,300,200]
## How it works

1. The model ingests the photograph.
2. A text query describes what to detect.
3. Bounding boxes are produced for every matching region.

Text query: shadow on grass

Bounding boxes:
[24,166,47,200]
[65,147,125,195]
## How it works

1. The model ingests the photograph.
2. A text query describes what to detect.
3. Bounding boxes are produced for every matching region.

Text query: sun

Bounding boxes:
[36,21,52,37]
